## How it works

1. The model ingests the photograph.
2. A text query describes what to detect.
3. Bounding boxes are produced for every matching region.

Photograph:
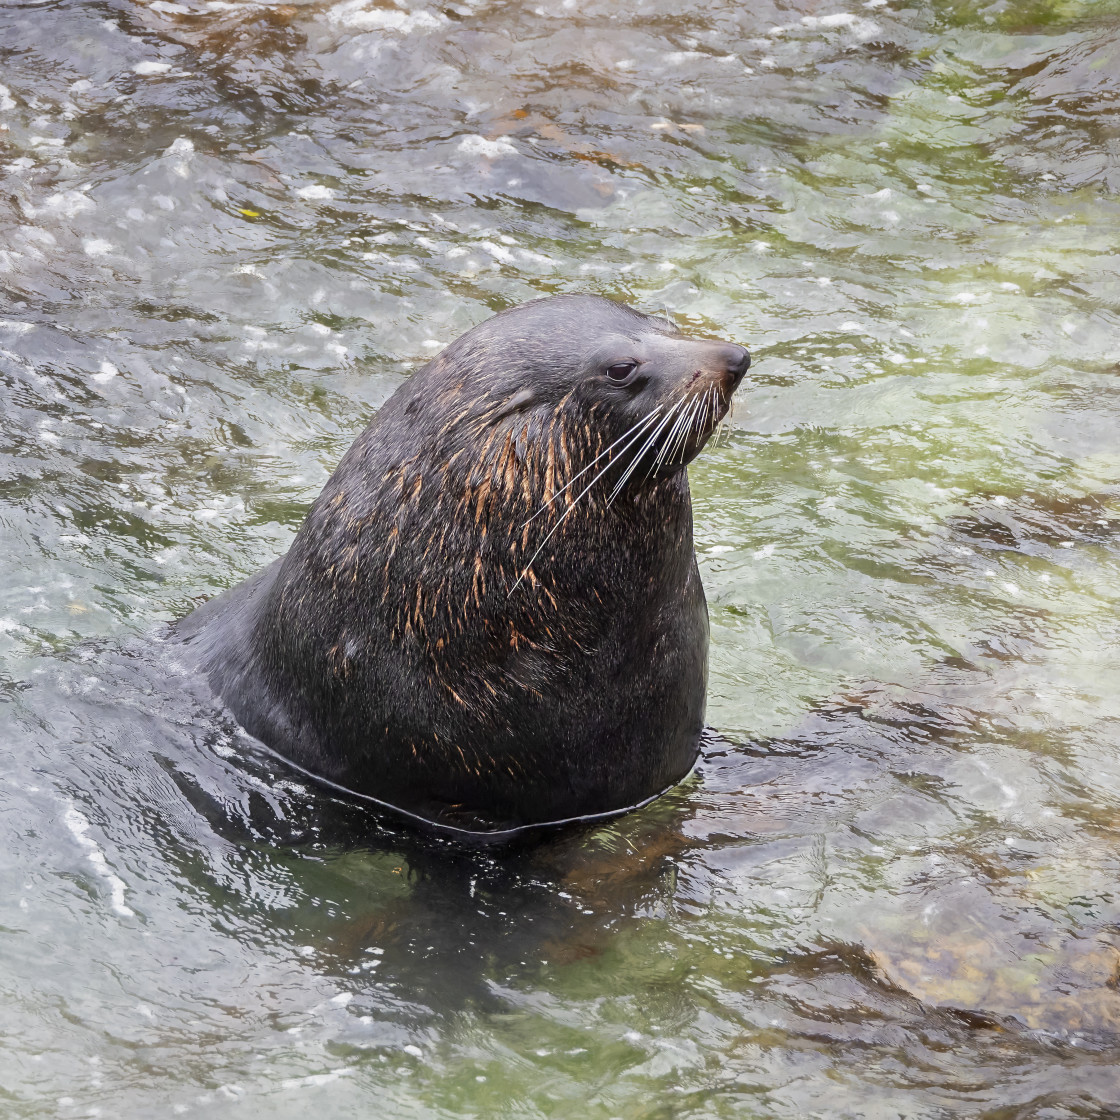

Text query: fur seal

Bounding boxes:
[173,295,749,835]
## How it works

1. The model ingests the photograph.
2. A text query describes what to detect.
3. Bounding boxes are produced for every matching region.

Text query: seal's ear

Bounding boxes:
[491,386,536,422]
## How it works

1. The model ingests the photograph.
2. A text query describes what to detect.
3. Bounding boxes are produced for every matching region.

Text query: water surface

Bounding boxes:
[2,0,1119,1116]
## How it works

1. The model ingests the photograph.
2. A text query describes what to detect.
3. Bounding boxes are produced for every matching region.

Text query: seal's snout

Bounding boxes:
[686,342,751,391]
[722,343,751,385]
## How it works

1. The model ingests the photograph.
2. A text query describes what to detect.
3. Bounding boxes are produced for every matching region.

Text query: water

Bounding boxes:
[2,0,1119,1115]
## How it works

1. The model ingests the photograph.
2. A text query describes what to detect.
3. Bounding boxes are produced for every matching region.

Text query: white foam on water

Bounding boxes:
[457,134,517,159]
[62,804,134,917]
[296,184,334,200]
[280,1070,353,1091]
[327,1,444,33]
[34,190,96,218]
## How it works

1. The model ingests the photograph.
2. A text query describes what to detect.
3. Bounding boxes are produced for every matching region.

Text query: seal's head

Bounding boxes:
[177,294,751,835]
[416,295,750,502]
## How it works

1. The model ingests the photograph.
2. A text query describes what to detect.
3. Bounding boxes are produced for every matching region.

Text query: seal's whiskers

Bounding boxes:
[657,400,695,470]
[609,397,689,501]
[663,396,698,465]
[523,408,663,527]
[713,390,733,447]
[656,393,702,473]
[508,403,671,596]
[607,396,689,505]
[698,386,714,441]
[698,387,715,441]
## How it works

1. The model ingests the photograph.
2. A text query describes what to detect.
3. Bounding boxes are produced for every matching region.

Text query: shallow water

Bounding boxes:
[2,0,1120,1115]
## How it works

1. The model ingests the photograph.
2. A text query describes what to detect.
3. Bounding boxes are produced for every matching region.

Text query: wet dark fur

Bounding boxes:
[173,295,748,834]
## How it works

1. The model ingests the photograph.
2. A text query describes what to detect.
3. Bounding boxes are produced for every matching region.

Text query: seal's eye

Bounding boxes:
[606,361,638,382]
